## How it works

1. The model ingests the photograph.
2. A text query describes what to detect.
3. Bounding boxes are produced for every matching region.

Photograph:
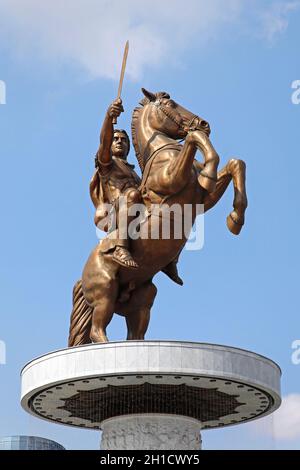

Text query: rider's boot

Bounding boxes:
[112,246,139,269]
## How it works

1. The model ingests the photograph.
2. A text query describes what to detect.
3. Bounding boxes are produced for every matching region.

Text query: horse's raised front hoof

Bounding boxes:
[198,173,217,193]
[226,212,244,235]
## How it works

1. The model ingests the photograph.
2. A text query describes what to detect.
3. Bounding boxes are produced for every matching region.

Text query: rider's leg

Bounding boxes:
[112,242,138,269]
[112,188,141,269]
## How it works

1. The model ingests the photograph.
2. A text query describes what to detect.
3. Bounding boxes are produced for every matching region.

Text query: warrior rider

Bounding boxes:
[89,99,183,285]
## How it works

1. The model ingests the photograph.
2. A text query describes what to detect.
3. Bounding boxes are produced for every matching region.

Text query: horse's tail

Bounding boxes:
[68,279,93,347]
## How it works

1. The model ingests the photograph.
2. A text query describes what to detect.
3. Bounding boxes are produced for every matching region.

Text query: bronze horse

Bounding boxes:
[68,89,247,346]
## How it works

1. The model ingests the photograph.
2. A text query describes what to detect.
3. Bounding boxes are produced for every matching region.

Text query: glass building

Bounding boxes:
[0,436,65,450]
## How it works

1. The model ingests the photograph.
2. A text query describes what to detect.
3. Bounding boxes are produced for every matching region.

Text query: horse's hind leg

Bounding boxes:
[122,281,157,340]
[90,280,118,343]
[82,249,119,343]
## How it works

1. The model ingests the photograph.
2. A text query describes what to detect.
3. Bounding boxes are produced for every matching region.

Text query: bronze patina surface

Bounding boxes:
[68,89,247,346]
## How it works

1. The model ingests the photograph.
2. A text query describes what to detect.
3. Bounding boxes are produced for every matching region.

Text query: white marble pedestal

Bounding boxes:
[21,341,281,450]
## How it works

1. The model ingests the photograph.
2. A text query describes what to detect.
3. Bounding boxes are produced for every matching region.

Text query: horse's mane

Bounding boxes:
[131,92,170,171]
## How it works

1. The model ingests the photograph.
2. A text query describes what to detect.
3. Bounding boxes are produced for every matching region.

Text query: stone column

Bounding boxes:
[100,414,202,450]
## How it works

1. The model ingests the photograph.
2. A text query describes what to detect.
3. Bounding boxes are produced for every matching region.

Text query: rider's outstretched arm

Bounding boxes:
[97,99,124,167]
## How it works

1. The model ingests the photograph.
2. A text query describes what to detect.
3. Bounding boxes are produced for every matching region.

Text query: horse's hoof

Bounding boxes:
[198,173,216,193]
[90,337,109,343]
[90,330,109,343]
[227,213,244,235]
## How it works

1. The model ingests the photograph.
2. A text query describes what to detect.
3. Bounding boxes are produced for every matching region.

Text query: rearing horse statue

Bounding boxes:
[68,89,247,346]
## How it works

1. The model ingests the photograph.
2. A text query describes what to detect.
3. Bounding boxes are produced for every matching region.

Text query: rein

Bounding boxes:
[140,99,206,172]
[153,99,204,133]
[139,100,201,188]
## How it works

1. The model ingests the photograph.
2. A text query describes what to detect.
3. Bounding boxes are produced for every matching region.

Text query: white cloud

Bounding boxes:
[253,394,300,441]
[272,394,300,440]
[0,0,242,80]
[0,0,298,81]
[260,1,300,42]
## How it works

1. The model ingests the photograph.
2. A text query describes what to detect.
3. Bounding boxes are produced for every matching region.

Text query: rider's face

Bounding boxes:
[111,132,129,159]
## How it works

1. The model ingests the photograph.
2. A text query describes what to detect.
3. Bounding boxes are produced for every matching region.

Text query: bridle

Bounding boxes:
[141,99,210,171]
[152,99,209,134]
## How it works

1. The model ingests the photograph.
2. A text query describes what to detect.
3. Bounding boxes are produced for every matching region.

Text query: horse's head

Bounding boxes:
[131,88,211,170]
[140,88,211,139]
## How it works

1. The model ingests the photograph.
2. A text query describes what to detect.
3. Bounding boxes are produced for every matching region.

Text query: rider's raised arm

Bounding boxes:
[96,99,124,167]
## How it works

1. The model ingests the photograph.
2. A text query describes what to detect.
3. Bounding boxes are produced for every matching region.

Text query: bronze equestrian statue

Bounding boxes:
[68,89,247,346]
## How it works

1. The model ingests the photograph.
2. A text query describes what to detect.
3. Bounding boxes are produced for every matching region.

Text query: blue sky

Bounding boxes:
[0,0,300,449]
